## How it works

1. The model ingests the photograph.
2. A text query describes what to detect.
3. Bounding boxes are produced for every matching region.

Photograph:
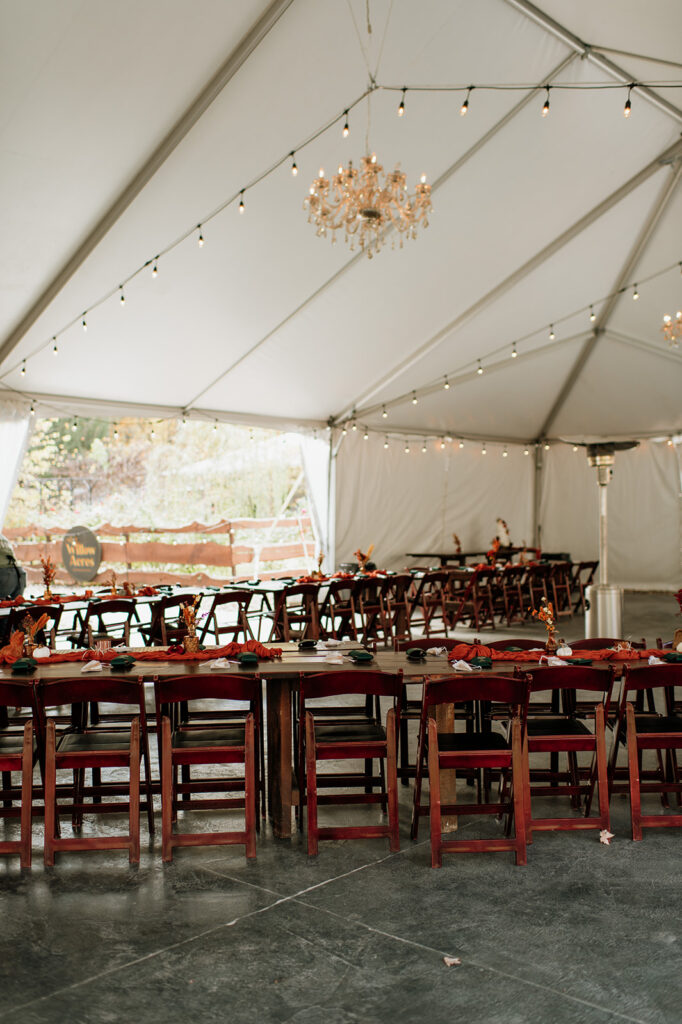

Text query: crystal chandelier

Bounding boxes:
[661,310,682,347]
[304,153,432,258]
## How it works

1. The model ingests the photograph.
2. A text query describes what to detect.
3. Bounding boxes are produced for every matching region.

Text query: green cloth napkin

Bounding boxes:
[568,657,593,665]
[662,652,682,663]
[406,648,427,661]
[238,652,259,666]
[110,655,136,671]
[470,656,493,670]
[11,657,37,675]
[348,649,373,663]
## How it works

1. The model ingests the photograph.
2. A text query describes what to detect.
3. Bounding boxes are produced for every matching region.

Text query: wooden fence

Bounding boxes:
[5,517,316,586]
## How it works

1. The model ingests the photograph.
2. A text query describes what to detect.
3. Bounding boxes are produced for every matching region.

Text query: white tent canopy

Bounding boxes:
[1,0,681,585]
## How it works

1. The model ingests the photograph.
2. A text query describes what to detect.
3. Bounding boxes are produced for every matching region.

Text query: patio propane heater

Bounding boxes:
[576,441,639,638]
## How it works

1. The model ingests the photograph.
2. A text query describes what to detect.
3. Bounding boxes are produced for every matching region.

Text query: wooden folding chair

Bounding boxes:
[0,681,36,868]
[37,676,151,865]
[154,674,260,861]
[199,590,253,645]
[608,664,682,840]
[411,674,530,866]
[299,671,402,856]
[519,666,614,841]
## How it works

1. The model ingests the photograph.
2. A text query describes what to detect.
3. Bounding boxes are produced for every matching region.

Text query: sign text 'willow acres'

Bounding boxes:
[62,526,102,582]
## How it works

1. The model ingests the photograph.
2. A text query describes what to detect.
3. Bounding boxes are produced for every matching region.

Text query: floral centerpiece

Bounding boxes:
[40,556,56,600]
[106,571,118,596]
[21,612,49,657]
[353,544,374,573]
[181,596,201,653]
[486,537,501,564]
[496,518,512,547]
[532,596,558,653]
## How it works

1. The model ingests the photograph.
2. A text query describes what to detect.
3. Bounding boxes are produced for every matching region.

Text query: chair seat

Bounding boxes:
[0,734,36,755]
[315,722,386,744]
[57,731,131,753]
[634,715,682,734]
[173,726,245,749]
[438,730,509,752]
[527,717,592,738]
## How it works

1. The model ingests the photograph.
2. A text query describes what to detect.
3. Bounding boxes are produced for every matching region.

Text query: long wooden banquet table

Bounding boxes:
[19,640,661,839]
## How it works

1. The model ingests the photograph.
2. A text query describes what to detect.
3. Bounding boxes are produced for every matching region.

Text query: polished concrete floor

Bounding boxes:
[0,592,680,1024]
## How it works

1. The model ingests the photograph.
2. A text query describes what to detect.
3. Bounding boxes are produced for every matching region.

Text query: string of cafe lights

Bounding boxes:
[4,74,682,386]
[343,427,587,456]
[336,256,682,428]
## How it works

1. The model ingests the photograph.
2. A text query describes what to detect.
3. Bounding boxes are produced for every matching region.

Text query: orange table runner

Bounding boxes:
[0,634,281,666]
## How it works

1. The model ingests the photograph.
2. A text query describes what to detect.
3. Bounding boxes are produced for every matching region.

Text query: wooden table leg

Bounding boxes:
[266,677,293,839]
[434,702,457,832]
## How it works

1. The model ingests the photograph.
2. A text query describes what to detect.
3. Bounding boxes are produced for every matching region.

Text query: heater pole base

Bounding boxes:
[585,584,624,639]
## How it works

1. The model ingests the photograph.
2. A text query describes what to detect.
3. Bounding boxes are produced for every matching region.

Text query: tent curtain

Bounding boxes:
[299,434,331,569]
[539,440,681,590]
[0,400,32,526]
[334,432,535,569]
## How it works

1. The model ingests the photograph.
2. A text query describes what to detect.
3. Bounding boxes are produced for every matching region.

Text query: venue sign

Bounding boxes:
[62,526,102,582]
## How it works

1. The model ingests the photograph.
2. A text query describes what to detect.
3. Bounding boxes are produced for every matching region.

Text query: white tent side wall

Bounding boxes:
[539,440,681,590]
[334,432,535,568]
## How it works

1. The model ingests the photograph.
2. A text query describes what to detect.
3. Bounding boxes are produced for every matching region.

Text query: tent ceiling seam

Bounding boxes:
[334,136,682,424]
[536,160,682,438]
[0,0,295,371]
[181,50,578,411]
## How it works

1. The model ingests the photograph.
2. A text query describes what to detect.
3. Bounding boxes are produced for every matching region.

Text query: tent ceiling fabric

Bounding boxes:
[1,0,681,440]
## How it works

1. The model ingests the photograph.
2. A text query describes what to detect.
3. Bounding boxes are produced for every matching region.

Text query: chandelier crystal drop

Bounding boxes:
[661,311,682,348]
[304,153,432,258]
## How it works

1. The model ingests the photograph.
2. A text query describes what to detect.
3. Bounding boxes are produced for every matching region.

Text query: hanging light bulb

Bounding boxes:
[459,440,464,449]
[197,225,204,247]
[421,441,427,453]
[239,191,245,214]
[351,420,358,431]
[412,391,418,404]
[544,442,550,451]
[382,405,388,418]
[363,428,369,440]
[460,86,472,116]
[523,447,530,456]
[573,444,579,452]
[30,402,35,416]
[398,88,406,117]
[511,344,517,358]
[404,441,410,454]
[52,337,58,355]
[667,437,674,447]
[624,84,633,118]
[342,424,347,436]
[502,446,508,457]
[113,424,119,439]
[343,110,349,137]
[290,152,298,176]
[549,324,555,340]
[477,360,483,375]
[72,416,78,431]
[541,86,550,117]
[152,258,159,278]
[632,284,639,300]
[589,306,596,322]
[384,437,389,449]
[443,376,450,389]
[150,427,156,440]
[214,420,218,431]
[119,285,125,306]
[481,443,487,455]
[440,438,446,450]
[21,361,26,376]
[82,315,87,331]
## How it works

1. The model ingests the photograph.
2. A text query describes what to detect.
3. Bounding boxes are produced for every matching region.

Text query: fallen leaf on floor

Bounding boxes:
[599,829,615,845]
[443,956,461,966]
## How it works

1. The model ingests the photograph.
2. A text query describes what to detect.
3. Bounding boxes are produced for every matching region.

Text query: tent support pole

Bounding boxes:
[532,444,543,550]
[505,0,682,124]
[537,161,682,438]
[0,0,294,370]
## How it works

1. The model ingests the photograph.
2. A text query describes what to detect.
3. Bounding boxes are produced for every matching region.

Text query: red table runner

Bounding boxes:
[0,634,281,666]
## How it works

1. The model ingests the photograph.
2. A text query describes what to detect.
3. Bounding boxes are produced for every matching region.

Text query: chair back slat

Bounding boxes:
[524,665,615,694]
[154,673,260,705]
[622,664,682,694]
[301,670,403,701]
[0,680,35,708]
[37,675,145,709]
[423,674,529,708]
